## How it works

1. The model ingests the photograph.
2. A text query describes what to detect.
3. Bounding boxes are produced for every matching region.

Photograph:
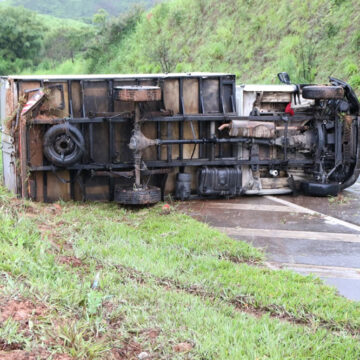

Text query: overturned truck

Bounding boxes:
[0,72,359,204]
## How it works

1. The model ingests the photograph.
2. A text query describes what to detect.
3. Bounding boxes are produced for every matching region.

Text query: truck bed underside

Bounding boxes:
[1,73,359,203]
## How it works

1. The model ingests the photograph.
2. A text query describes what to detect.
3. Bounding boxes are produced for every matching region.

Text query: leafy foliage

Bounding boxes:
[0,4,94,75]
[3,0,156,19]
[3,0,360,95]
[0,6,44,74]
[43,25,94,64]
[72,0,360,92]
[84,7,144,73]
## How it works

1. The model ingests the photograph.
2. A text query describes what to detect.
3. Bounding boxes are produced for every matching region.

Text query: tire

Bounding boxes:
[302,85,344,100]
[43,124,85,167]
[114,185,161,205]
[300,182,340,197]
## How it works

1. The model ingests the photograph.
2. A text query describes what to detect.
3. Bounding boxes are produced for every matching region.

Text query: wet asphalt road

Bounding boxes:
[180,180,360,301]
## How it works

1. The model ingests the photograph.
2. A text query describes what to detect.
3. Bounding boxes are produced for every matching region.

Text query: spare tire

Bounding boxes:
[302,85,344,100]
[114,185,161,205]
[43,124,85,167]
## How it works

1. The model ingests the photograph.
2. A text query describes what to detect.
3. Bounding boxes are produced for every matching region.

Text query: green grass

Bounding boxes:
[24,58,90,75]
[2,0,156,19]
[0,188,360,358]
[55,202,360,331]
[4,0,360,96]
[6,0,359,96]
[41,0,360,95]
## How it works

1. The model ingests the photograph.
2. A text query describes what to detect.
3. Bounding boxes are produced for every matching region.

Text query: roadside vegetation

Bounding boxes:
[1,0,156,19]
[0,184,360,359]
[0,5,92,75]
[83,0,360,88]
[2,0,360,93]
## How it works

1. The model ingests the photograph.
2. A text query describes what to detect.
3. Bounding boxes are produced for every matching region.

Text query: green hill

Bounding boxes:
[74,0,360,90]
[4,0,360,92]
[3,0,156,19]
[0,5,93,75]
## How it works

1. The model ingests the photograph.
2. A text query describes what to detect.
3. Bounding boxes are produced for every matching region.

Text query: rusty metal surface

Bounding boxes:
[229,120,275,138]
[2,73,358,204]
[19,116,28,198]
[115,86,162,102]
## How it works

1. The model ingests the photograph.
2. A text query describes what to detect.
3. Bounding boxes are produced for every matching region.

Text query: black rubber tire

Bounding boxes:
[302,85,344,100]
[114,185,161,205]
[43,124,85,167]
[300,182,340,197]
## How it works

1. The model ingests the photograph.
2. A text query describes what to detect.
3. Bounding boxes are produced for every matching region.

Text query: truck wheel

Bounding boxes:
[300,182,340,196]
[114,185,161,205]
[302,86,344,100]
[43,124,85,167]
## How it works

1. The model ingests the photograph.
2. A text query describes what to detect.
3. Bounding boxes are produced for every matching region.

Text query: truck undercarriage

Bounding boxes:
[1,73,359,204]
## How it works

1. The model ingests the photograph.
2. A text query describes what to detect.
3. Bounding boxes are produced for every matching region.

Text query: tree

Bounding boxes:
[84,7,143,72]
[43,26,94,63]
[294,32,319,83]
[0,7,44,74]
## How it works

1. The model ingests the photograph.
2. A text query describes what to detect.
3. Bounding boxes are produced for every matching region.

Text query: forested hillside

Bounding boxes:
[0,6,93,74]
[78,0,360,88]
[2,0,360,91]
[2,0,156,18]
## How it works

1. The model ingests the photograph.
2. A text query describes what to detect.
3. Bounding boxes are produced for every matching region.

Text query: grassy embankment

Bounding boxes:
[32,0,360,94]
[0,183,360,358]
[2,0,155,19]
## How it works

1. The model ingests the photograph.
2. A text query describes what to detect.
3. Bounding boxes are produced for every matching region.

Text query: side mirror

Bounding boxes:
[278,72,291,84]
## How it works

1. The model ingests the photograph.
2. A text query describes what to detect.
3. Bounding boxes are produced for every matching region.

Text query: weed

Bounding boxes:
[328,194,350,205]
[57,320,109,359]
[0,318,28,349]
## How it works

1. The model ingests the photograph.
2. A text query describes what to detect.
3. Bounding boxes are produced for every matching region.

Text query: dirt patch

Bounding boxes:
[112,339,142,359]
[0,299,45,324]
[57,255,83,268]
[38,224,57,244]
[45,203,63,216]
[53,354,73,360]
[0,350,38,360]
[142,328,160,341]
[20,203,40,215]
[0,298,46,351]
[37,222,72,252]
[1,198,41,219]
[10,198,37,211]
[0,340,24,351]
[38,224,53,232]
[173,342,193,352]
[0,349,70,360]
[103,302,124,329]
